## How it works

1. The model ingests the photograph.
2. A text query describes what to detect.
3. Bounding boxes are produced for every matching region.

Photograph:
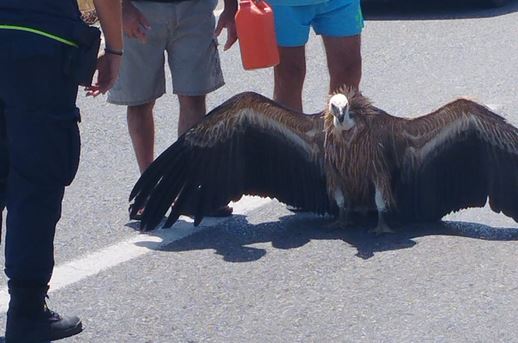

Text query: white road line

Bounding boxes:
[0,196,272,313]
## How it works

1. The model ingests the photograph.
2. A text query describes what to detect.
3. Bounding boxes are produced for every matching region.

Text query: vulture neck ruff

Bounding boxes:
[324,91,374,136]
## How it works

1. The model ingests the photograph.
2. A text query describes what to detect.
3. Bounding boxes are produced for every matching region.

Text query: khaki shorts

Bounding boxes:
[108,0,224,106]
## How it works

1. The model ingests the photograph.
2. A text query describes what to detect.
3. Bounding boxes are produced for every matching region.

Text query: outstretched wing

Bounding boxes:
[130,92,332,231]
[393,98,518,223]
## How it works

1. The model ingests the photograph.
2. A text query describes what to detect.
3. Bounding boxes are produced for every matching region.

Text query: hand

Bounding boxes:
[85,52,122,97]
[122,1,150,43]
[215,8,238,51]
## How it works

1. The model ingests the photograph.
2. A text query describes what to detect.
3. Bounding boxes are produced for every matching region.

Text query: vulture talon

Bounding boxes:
[324,219,349,230]
[368,223,395,235]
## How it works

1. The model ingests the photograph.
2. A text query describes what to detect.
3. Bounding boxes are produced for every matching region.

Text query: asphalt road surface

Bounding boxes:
[1,1,517,342]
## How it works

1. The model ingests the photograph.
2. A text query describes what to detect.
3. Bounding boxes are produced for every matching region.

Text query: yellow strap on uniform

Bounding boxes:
[0,24,78,47]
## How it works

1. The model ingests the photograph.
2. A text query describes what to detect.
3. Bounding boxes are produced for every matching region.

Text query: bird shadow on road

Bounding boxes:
[141,213,518,261]
[363,0,518,20]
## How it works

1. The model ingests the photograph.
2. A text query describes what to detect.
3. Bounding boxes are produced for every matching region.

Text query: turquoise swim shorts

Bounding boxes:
[270,0,364,47]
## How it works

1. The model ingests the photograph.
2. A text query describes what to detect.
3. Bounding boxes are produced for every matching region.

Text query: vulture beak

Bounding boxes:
[333,105,346,123]
[329,94,353,128]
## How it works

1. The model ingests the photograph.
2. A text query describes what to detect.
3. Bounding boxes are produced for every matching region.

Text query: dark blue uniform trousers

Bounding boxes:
[0,30,81,286]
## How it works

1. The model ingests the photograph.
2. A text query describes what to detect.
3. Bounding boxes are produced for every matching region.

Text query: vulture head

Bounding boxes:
[329,93,355,130]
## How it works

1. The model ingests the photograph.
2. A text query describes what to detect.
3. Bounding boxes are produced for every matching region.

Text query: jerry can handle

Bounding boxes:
[239,0,269,8]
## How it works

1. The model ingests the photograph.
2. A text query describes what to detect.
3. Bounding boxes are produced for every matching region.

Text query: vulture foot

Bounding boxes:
[324,206,355,229]
[369,222,394,235]
[324,215,354,229]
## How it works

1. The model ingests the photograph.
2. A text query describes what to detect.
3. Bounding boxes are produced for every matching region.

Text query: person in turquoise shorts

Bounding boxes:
[268,0,364,111]
[227,0,364,112]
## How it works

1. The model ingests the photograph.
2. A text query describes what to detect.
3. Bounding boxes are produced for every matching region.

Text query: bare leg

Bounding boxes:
[322,35,362,93]
[178,95,206,136]
[127,101,155,174]
[128,95,206,173]
[273,46,306,112]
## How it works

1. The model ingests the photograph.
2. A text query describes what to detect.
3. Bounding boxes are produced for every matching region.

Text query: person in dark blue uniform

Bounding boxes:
[0,0,122,341]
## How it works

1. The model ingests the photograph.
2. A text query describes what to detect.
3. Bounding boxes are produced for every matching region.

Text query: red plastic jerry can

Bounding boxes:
[235,0,280,70]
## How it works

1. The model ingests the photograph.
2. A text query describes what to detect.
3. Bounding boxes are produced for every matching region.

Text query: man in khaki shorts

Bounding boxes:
[109,0,237,219]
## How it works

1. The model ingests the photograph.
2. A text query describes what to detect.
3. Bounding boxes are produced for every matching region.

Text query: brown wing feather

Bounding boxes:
[130,92,331,231]
[392,98,518,223]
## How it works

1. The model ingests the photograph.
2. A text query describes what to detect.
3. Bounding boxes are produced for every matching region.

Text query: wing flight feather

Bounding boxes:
[394,99,518,223]
[130,92,331,231]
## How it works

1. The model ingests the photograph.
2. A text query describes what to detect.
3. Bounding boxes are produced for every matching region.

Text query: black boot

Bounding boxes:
[5,284,83,342]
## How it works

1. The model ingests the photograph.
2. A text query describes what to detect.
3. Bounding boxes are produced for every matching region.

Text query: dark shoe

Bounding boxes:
[6,285,83,342]
[128,203,144,221]
[6,311,82,342]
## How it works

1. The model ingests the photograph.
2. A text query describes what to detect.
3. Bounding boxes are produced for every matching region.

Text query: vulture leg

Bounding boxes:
[369,183,395,234]
[324,207,351,229]
[325,188,352,229]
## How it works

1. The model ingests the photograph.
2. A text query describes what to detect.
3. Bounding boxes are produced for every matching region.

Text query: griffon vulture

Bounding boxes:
[130,90,518,232]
